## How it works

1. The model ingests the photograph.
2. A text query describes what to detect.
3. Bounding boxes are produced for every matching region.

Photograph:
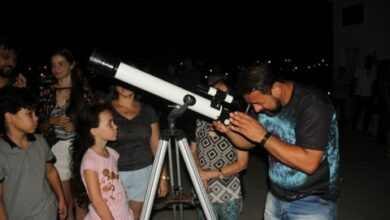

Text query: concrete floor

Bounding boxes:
[151,129,390,219]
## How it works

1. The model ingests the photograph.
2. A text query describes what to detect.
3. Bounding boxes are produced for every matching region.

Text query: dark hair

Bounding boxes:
[70,103,112,206]
[51,48,86,119]
[237,63,285,95]
[111,79,142,100]
[208,74,228,86]
[0,88,37,133]
[0,35,20,57]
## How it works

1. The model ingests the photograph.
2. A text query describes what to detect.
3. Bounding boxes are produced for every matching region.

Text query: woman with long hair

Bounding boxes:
[38,48,95,219]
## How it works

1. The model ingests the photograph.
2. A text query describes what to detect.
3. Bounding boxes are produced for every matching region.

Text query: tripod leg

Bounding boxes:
[176,138,217,220]
[175,139,184,220]
[140,139,169,220]
[168,138,178,220]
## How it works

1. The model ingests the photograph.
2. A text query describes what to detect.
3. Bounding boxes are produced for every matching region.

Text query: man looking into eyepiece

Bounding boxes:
[213,63,340,220]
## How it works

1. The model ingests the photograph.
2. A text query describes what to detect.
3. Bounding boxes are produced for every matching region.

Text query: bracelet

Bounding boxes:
[259,132,272,147]
[160,175,170,181]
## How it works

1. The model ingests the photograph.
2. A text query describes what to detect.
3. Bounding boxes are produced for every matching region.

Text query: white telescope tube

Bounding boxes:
[89,50,231,124]
[115,63,223,120]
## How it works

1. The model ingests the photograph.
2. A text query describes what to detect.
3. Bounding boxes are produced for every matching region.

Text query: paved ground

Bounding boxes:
[151,129,390,219]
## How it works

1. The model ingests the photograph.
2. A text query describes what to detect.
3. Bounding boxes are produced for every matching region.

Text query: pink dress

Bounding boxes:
[81,147,134,220]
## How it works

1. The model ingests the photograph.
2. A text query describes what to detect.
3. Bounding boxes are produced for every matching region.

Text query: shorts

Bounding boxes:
[51,139,72,181]
[119,165,152,202]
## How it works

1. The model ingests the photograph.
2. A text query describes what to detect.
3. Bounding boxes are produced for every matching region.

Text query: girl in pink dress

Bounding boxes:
[71,104,134,220]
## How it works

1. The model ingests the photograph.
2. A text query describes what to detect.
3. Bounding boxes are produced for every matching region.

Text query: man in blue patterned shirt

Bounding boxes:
[214,64,340,220]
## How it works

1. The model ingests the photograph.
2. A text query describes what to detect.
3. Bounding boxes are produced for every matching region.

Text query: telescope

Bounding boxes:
[89,50,231,124]
[196,84,240,109]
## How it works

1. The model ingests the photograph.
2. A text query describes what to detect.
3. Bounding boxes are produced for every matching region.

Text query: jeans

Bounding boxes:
[264,192,337,220]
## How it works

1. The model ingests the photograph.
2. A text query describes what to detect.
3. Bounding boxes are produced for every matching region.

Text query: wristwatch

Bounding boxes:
[217,168,224,180]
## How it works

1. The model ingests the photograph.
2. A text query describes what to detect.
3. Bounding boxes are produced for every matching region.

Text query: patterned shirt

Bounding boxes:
[195,119,241,203]
[38,85,95,146]
[258,83,340,201]
[50,103,75,140]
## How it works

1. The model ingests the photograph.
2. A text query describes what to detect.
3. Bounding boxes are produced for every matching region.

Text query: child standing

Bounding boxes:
[71,103,134,220]
[0,88,67,220]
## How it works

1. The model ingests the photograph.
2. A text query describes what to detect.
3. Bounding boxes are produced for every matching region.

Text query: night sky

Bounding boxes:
[4,1,332,70]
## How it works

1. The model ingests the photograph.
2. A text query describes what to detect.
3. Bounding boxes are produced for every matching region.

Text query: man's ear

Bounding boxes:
[271,82,282,97]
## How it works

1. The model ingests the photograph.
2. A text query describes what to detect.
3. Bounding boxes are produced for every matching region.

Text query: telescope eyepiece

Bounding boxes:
[88,50,120,77]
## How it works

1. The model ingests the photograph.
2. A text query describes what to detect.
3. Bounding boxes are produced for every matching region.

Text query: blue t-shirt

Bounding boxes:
[258,83,340,201]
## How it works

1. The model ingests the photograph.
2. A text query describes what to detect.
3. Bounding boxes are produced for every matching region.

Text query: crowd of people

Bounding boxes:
[1,34,389,220]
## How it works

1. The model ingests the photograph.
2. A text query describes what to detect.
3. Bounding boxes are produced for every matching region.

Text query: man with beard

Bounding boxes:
[213,63,340,220]
[0,36,26,90]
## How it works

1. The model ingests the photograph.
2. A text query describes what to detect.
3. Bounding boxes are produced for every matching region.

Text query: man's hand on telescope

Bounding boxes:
[212,120,232,134]
[229,111,266,144]
[213,116,257,149]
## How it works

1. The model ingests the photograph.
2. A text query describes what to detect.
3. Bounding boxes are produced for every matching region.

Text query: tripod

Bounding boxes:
[141,95,217,220]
